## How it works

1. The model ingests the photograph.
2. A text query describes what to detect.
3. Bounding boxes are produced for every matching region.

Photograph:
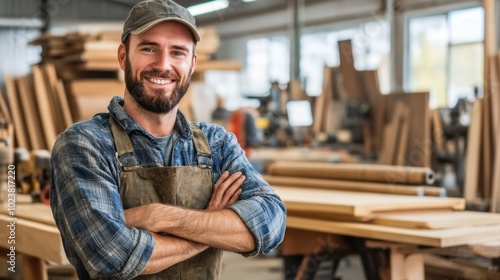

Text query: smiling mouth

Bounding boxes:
[146,77,175,85]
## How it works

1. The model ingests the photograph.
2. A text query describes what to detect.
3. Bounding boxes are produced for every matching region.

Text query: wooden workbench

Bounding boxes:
[0,203,69,280]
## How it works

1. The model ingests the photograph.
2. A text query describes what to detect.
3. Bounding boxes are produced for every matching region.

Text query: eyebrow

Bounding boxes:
[137,40,190,53]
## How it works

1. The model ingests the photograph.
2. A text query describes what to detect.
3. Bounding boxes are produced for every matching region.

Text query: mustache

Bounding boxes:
[141,69,179,80]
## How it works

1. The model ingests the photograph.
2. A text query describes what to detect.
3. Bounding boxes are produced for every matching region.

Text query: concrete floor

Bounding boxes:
[221,252,365,280]
[0,252,365,279]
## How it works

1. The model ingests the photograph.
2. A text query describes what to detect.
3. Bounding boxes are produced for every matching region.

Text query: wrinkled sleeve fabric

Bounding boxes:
[219,131,286,257]
[50,129,153,279]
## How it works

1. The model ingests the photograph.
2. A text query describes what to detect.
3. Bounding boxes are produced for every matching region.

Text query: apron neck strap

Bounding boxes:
[190,123,213,169]
[109,117,139,168]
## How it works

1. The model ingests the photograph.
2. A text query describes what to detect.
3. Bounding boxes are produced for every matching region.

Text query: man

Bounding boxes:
[50,0,286,279]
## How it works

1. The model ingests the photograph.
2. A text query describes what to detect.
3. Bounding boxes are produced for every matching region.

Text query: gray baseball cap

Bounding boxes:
[121,0,200,43]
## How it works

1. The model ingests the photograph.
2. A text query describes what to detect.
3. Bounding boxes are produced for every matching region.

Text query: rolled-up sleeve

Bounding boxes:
[221,133,287,256]
[50,130,153,279]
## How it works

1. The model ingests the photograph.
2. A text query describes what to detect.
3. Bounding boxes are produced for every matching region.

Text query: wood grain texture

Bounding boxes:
[267,161,435,185]
[464,99,482,201]
[263,175,427,196]
[286,216,500,248]
[32,65,58,150]
[16,76,46,150]
[372,210,500,229]
[0,88,12,125]
[0,203,55,226]
[0,214,67,265]
[274,186,465,217]
[4,75,29,149]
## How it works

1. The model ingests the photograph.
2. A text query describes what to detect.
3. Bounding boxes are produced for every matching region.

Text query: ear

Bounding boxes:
[190,53,197,75]
[118,43,127,71]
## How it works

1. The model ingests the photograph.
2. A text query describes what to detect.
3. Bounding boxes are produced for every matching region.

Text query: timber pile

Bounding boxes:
[25,27,238,123]
[313,40,433,168]
[3,64,72,150]
[466,0,500,213]
[266,160,500,277]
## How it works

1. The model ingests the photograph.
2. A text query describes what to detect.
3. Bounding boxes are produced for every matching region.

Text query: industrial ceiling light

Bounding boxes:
[187,0,229,16]
[242,0,260,2]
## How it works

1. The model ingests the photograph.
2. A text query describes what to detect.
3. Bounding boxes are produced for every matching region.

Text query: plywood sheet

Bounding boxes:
[286,216,500,248]
[268,161,435,185]
[274,186,465,217]
[372,210,500,229]
[338,40,363,100]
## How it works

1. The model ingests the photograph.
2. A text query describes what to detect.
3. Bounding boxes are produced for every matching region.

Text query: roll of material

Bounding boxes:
[262,175,441,196]
[267,162,435,185]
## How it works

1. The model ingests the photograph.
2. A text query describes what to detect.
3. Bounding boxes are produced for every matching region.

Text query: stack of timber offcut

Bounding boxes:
[266,161,500,278]
[312,39,433,169]
[3,64,72,150]
[27,27,238,123]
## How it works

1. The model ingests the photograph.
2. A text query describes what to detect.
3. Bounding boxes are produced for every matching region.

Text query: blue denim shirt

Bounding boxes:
[50,96,286,279]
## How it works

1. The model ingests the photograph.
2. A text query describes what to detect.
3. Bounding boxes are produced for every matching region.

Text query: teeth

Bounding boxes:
[149,78,171,85]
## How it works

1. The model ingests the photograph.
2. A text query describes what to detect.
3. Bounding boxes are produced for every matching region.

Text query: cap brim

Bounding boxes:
[130,18,201,42]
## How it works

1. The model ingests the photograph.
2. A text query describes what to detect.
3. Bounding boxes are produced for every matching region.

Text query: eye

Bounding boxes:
[172,51,185,57]
[142,47,155,53]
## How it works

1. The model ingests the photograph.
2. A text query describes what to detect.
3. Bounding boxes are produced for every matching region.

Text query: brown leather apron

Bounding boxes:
[109,118,223,280]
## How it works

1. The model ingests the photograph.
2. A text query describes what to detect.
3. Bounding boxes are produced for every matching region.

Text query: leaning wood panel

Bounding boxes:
[41,63,65,133]
[267,161,435,185]
[383,92,431,167]
[372,210,500,229]
[338,40,363,100]
[4,75,29,149]
[274,186,464,217]
[464,99,482,201]
[16,76,46,150]
[32,65,58,150]
[286,216,500,248]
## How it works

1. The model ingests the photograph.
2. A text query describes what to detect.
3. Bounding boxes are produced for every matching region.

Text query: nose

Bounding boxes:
[154,50,173,72]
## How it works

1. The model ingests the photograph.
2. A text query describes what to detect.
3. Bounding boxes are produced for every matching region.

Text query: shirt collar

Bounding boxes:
[107,96,193,140]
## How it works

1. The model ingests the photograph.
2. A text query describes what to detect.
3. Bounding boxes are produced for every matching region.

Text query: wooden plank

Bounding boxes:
[274,186,465,217]
[16,76,47,150]
[464,99,482,201]
[266,162,435,185]
[0,203,55,226]
[395,105,410,166]
[424,254,500,280]
[55,80,73,129]
[338,39,364,100]
[380,102,406,165]
[490,54,500,212]
[312,66,330,135]
[372,210,500,229]
[382,92,431,167]
[282,228,347,256]
[286,216,500,248]
[431,109,445,154]
[0,88,12,125]
[4,75,29,149]
[42,63,65,133]
[32,65,58,150]
[23,255,48,280]
[0,214,68,265]
[264,175,428,196]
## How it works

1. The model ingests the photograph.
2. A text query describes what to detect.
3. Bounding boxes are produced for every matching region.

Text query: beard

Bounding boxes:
[124,56,192,114]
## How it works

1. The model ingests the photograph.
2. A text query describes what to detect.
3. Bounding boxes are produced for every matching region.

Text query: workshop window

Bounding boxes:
[406,6,484,108]
[243,36,290,96]
[300,21,390,96]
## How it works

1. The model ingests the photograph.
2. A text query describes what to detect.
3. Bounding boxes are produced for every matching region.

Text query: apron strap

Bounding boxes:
[190,123,213,170]
[109,117,139,168]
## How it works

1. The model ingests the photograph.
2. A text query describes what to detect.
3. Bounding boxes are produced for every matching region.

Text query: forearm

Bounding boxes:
[141,233,208,275]
[127,204,255,252]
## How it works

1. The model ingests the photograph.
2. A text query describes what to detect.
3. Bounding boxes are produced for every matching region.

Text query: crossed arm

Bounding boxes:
[125,171,255,275]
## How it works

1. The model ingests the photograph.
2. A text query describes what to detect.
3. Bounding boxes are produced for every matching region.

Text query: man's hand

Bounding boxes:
[207,171,245,210]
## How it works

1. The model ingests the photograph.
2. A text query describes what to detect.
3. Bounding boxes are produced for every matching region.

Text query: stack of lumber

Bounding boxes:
[312,39,433,168]
[264,161,444,197]
[27,27,239,123]
[466,0,500,212]
[268,160,500,277]
[3,64,72,150]
[0,88,13,142]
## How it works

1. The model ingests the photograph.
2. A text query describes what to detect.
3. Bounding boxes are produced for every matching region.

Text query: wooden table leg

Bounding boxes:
[23,254,48,280]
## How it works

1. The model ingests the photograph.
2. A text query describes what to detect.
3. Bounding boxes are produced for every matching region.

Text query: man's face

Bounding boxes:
[119,21,197,114]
